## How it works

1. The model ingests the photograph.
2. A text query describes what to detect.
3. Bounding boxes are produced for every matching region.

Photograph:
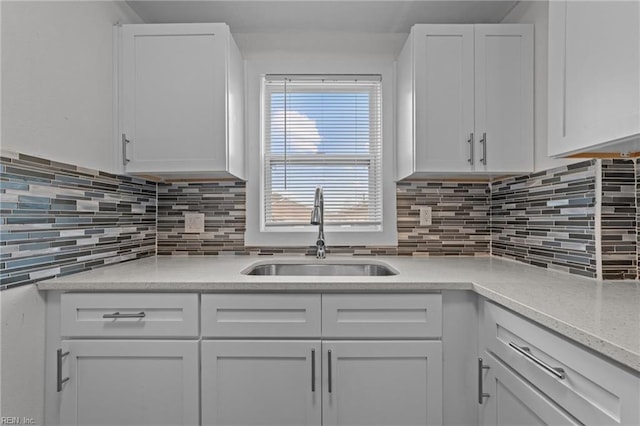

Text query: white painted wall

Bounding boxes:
[0,2,143,422]
[1,0,142,173]
[0,286,46,422]
[500,0,578,172]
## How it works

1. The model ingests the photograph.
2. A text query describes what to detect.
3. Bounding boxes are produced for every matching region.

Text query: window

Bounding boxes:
[262,75,383,231]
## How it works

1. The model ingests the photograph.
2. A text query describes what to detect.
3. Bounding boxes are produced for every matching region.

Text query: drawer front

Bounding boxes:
[322,293,442,338]
[61,293,199,338]
[201,294,321,338]
[480,351,580,426]
[483,300,640,426]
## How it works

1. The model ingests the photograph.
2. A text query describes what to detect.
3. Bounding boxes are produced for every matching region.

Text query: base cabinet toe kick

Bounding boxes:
[44,291,639,426]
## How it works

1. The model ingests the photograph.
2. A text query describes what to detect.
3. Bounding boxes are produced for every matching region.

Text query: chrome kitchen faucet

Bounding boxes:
[310,187,326,259]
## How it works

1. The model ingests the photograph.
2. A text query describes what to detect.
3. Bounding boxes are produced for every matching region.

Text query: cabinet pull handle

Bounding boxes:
[509,342,566,380]
[327,349,332,394]
[311,349,316,392]
[57,349,70,392]
[478,357,490,404]
[122,134,130,165]
[102,311,146,319]
[467,133,475,165]
[479,132,487,165]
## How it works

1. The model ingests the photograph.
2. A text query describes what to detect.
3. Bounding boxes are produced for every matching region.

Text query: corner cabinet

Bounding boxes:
[478,299,640,426]
[118,23,245,179]
[478,351,579,425]
[548,1,640,157]
[397,24,533,178]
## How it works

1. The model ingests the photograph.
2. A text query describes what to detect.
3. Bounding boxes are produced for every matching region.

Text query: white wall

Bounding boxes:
[0,286,46,422]
[501,0,578,172]
[0,2,143,422]
[1,0,143,173]
[234,32,406,59]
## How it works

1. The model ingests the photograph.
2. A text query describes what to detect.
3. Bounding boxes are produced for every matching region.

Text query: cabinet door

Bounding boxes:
[59,340,198,426]
[548,1,640,156]
[201,340,321,426]
[413,25,475,172]
[474,25,533,173]
[323,341,442,426]
[120,23,227,174]
[479,352,579,426]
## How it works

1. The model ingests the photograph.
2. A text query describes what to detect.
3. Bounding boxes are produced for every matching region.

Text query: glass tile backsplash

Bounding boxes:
[0,151,156,289]
[1,151,638,289]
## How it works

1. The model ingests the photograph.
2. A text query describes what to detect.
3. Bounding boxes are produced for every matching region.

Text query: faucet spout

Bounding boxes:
[310,187,326,259]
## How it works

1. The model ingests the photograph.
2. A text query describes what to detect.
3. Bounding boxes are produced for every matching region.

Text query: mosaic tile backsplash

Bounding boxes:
[156,181,491,256]
[3,151,640,289]
[600,159,636,279]
[396,181,490,256]
[637,158,640,278]
[491,160,598,278]
[0,152,156,289]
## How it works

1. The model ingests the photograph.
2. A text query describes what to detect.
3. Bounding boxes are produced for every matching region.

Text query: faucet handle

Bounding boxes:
[316,240,326,259]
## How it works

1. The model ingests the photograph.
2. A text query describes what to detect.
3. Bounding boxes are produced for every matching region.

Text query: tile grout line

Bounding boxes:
[633,159,640,280]
[595,159,603,280]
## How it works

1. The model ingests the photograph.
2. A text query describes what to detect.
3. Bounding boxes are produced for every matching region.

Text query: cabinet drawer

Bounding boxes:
[61,293,199,338]
[480,351,580,425]
[483,301,640,426]
[322,293,442,338]
[201,294,321,338]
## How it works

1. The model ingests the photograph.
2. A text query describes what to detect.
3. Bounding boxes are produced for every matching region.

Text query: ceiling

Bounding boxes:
[126,0,521,34]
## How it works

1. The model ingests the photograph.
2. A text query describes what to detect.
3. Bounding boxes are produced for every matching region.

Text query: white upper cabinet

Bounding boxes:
[474,25,534,173]
[397,24,533,178]
[119,23,245,179]
[548,1,640,157]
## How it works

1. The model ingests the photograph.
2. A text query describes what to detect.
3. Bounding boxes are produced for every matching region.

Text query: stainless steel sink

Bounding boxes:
[243,262,397,276]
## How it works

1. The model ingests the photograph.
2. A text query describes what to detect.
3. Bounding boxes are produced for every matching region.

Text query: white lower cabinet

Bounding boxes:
[59,340,199,426]
[200,293,444,426]
[201,340,322,426]
[49,292,638,426]
[323,341,443,426]
[479,352,579,426]
[479,299,640,426]
[201,340,442,426]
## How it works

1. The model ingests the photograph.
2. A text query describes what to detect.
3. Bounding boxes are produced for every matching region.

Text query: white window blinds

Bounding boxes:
[262,75,383,228]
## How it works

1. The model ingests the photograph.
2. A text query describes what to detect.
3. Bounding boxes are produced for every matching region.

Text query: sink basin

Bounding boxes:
[243,262,397,276]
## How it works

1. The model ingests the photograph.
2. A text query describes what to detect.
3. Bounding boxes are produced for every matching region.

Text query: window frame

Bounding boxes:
[261,75,383,229]
[245,57,397,247]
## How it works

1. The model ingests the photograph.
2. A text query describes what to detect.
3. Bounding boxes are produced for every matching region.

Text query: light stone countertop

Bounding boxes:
[38,255,640,372]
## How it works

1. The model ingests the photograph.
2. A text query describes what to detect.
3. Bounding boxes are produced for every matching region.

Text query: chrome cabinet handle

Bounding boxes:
[327,350,332,393]
[122,134,130,165]
[57,349,70,392]
[509,342,566,380]
[102,311,146,319]
[311,349,316,392]
[467,133,475,165]
[478,357,490,404]
[479,132,487,165]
